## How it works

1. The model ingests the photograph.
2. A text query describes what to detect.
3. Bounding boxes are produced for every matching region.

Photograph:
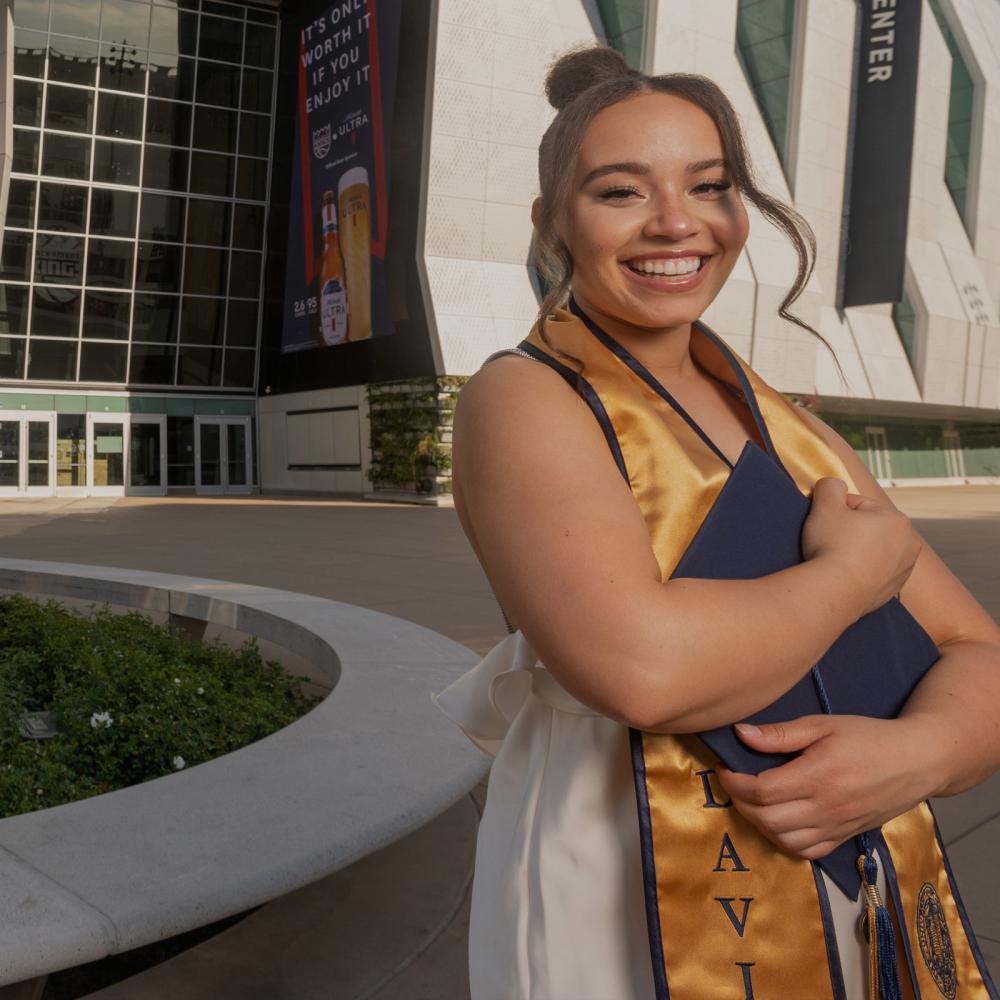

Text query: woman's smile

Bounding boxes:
[619,251,713,292]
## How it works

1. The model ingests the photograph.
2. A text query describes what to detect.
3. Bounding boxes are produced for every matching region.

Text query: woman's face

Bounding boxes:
[550,91,749,335]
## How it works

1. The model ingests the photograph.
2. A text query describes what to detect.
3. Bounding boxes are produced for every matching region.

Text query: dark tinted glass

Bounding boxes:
[149,7,197,57]
[7,181,37,230]
[45,85,94,133]
[99,43,148,93]
[142,146,188,190]
[38,183,88,232]
[136,241,182,291]
[93,139,141,184]
[13,30,47,77]
[147,55,195,100]
[31,287,82,336]
[240,69,272,114]
[225,299,257,346]
[80,340,128,381]
[183,247,226,296]
[1,232,33,281]
[41,133,89,180]
[130,341,176,384]
[90,188,138,237]
[0,285,31,336]
[238,113,270,157]
[235,157,267,201]
[247,7,276,23]
[189,152,233,197]
[82,290,131,339]
[14,81,43,127]
[139,193,185,241]
[180,296,223,344]
[193,107,235,153]
[86,239,135,288]
[177,345,222,385]
[14,0,49,31]
[47,36,99,85]
[228,251,260,298]
[13,131,40,174]
[133,293,179,341]
[0,337,28,379]
[243,23,275,68]
[27,337,78,380]
[223,348,255,387]
[100,0,152,46]
[196,61,238,107]
[34,234,84,285]
[186,199,229,246]
[232,203,264,249]
[198,16,242,63]
[97,92,144,139]
[145,99,191,145]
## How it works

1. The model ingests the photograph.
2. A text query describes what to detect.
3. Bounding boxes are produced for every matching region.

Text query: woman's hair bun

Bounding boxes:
[545,45,637,111]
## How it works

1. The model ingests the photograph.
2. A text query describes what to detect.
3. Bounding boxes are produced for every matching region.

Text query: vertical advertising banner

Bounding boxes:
[281,0,401,353]
[839,0,922,308]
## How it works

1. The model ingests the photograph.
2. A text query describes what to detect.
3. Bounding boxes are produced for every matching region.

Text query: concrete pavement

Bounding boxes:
[0,486,994,996]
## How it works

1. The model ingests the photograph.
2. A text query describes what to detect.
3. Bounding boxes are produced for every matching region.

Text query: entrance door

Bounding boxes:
[864,426,892,482]
[943,429,965,479]
[0,414,56,497]
[88,414,127,496]
[194,416,252,494]
[128,415,167,495]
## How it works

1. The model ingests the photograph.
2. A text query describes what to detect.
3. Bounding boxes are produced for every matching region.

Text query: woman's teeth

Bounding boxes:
[626,256,703,276]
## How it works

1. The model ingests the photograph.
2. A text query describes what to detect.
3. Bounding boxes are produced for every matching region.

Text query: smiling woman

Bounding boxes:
[436,44,1000,1000]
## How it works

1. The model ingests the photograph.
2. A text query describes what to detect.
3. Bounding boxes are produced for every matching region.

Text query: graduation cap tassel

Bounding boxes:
[856,841,902,1000]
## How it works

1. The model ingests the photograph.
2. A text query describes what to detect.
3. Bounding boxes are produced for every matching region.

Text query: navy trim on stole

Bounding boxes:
[876,834,923,998]
[812,863,850,1000]
[929,807,1000,998]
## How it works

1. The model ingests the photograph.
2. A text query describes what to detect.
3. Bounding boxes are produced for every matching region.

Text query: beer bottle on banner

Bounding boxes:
[319,191,348,346]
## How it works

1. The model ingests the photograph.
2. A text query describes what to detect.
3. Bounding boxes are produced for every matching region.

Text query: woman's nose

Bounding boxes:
[642,193,700,241]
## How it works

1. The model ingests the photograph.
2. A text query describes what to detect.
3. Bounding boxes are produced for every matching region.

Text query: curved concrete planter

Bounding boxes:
[0,559,486,988]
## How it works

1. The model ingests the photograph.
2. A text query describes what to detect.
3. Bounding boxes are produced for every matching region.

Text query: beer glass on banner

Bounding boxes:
[337,166,372,341]
[319,190,348,346]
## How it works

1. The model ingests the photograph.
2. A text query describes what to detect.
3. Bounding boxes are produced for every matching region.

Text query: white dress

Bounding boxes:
[434,630,883,1000]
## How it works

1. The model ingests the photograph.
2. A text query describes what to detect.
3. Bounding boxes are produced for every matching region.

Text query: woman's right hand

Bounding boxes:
[802,477,922,617]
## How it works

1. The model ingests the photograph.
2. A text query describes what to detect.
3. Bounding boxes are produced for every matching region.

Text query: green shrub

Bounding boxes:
[0,594,322,819]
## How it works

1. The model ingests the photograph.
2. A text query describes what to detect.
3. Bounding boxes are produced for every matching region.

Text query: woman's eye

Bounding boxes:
[598,185,641,200]
[695,181,733,195]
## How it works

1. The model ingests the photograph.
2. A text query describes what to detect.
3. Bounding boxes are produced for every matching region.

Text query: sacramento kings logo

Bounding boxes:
[917,882,957,999]
[312,124,332,159]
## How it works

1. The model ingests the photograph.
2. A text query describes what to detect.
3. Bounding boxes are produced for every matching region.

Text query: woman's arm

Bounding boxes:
[454,358,912,732]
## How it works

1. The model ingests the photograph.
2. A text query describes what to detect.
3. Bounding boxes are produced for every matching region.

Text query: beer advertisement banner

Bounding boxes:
[280,0,400,353]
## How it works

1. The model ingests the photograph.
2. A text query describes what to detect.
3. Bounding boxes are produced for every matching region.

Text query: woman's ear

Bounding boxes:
[530,198,542,229]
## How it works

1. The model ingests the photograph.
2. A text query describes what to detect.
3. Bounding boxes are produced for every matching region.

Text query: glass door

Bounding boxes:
[128,416,167,495]
[0,414,55,497]
[0,420,21,495]
[87,414,127,496]
[194,416,252,494]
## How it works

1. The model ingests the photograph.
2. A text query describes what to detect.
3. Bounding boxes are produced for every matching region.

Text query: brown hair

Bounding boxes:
[532,45,842,382]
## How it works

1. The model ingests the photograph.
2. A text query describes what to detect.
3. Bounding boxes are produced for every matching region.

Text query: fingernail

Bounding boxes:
[735,723,761,738]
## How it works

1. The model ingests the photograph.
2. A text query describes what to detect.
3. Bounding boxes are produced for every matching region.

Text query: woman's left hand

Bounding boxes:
[715,714,947,860]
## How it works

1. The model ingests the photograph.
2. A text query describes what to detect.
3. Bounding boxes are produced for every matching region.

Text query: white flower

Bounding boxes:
[173,755,186,770]
[196,687,204,695]
[90,711,113,729]
[173,677,181,685]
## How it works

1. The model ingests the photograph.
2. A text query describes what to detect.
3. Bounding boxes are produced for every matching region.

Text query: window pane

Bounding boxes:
[177,345,222,385]
[240,69,272,114]
[50,3,98,40]
[31,286,82,336]
[235,157,267,201]
[133,293,179,341]
[223,348,255,387]
[243,23,275,68]
[229,250,260,299]
[80,341,127,381]
[147,54,195,100]
[199,16,242,63]
[193,107,235,153]
[14,81,43,127]
[145,99,192,145]
[99,43,148,94]
[41,133,89,180]
[56,413,87,483]
[136,241,182,291]
[83,290,131,339]
[14,30,47,77]
[0,337,28,379]
[47,36,99,86]
[196,61,239,107]
[247,7,276,24]
[167,414,194,481]
[130,341,176,384]
[238,113,270,158]
[179,296,223,343]
[34,234,84,285]
[27,338,78,380]
[186,199,229,246]
[139,193,185,241]
[14,0,49,31]
[93,139,141,184]
[231,204,264,249]
[100,0,152,47]
[1,232,33,281]
[183,247,226,296]
[97,92,144,139]
[225,299,257,346]
[189,152,233,196]
[142,146,187,190]
[7,181,37,229]
[90,188,138,237]
[149,7,197,57]
[38,183,88,233]
[13,131,41,174]
[0,285,31,336]
[45,85,95,133]
[87,239,135,288]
